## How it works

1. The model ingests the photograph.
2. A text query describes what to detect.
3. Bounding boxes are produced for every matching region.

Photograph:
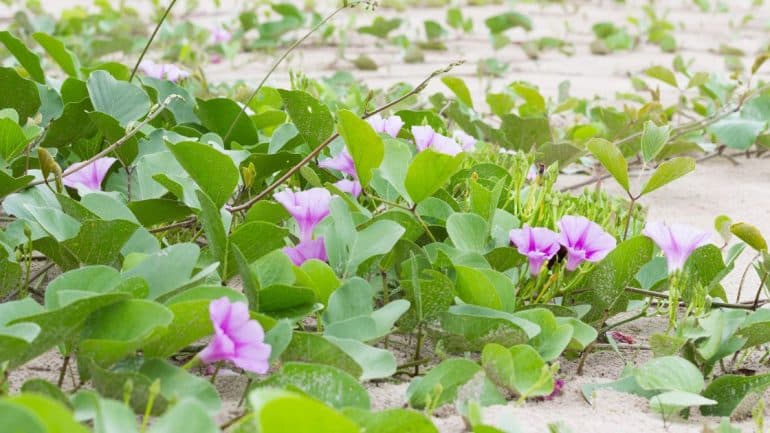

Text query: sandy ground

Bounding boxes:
[3,0,770,432]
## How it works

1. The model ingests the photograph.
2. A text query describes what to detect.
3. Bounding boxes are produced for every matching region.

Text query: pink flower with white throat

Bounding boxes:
[367,114,404,138]
[62,157,117,192]
[557,215,617,271]
[643,222,710,273]
[412,125,463,156]
[209,26,232,44]
[139,60,189,82]
[199,297,271,374]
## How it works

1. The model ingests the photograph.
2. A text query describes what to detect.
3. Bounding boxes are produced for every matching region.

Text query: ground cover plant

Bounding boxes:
[1,0,770,432]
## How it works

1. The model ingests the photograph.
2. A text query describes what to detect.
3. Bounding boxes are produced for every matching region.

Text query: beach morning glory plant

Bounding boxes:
[643,221,710,273]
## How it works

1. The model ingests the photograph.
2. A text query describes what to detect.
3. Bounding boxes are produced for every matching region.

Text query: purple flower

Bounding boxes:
[535,379,566,401]
[557,215,616,271]
[274,188,332,241]
[412,125,439,152]
[412,125,463,156]
[453,130,477,152]
[334,179,362,198]
[62,157,117,192]
[209,26,232,44]
[367,114,404,138]
[199,297,271,374]
[509,226,561,276]
[139,60,189,82]
[526,164,538,182]
[283,238,328,266]
[643,222,710,272]
[319,147,357,179]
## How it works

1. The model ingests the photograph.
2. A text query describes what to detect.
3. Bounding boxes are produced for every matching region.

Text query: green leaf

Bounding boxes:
[278,90,334,150]
[514,308,573,361]
[586,138,629,192]
[346,220,406,275]
[168,142,239,208]
[0,31,45,83]
[482,343,554,397]
[406,358,481,408]
[147,400,217,433]
[650,391,715,416]
[337,109,384,187]
[499,114,550,151]
[343,408,438,433]
[701,373,770,416]
[90,358,220,416]
[0,67,41,123]
[0,117,27,160]
[439,304,538,352]
[640,121,671,162]
[122,243,200,299]
[730,222,767,251]
[405,150,465,203]
[63,219,138,266]
[644,66,678,87]
[249,388,360,433]
[257,362,370,409]
[633,356,705,394]
[8,293,129,367]
[569,236,654,324]
[32,32,80,77]
[441,76,473,108]
[484,12,532,34]
[78,299,173,378]
[87,70,150,126]
[709,116,766,150]
[0,172,34,199]
[447,213,489,253]
[196,98,258,147]
[40,98,95,147]
[6,394,89,433]
[640,157,696,195]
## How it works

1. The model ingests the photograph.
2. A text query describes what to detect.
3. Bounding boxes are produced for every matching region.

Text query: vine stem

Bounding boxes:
[221,1,362,144]
[27,96,178,188]
[625,286,765,310]
[227,61,463,213]
[129,0,179,82]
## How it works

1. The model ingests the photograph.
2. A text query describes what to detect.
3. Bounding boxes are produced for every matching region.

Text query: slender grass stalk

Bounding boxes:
[129,0,179,82]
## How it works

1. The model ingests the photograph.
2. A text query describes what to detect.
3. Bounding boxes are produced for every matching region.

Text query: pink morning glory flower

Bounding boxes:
[412,125,463,156]
[526,164,538,182]
[209,26,232,44]
[453,130,477,152]
[509,226,561,276]
[62,157,117,192]
[274,187,332,241]
[319,147,357,179]
[283,237,328,266]
[367,114,404,138]
[199,297,271,374]
[334,179,362,198]
[139,60,190,82]
[557,215,617,271]
[643,221,710,272]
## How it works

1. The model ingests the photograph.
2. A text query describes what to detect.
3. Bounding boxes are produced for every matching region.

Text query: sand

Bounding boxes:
[2,0,770,431]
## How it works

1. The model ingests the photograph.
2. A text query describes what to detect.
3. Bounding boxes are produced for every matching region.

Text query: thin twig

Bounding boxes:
[625,286,764,310]
[148,217,198,233]
[129,0,179,81]
[227,61,463,213]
